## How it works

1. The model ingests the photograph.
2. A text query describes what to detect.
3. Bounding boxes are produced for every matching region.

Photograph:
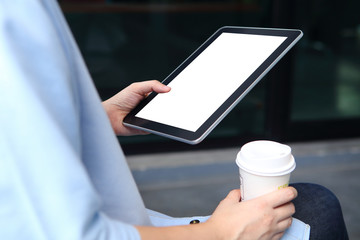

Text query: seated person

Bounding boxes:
[0,0,348,239]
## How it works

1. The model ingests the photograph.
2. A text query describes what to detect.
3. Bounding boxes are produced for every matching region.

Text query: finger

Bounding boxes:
[130,80,171,96]
[260,187,297,208]
[277,217,293,231]
[272,231,285,240]
[275,202,296,222]
[224,189,241,202]
[126,128,150,136]
[150,80,171,93]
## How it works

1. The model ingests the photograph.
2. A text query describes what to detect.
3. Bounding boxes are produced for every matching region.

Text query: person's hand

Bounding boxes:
[102,80,171,136]
[206,187,297,240]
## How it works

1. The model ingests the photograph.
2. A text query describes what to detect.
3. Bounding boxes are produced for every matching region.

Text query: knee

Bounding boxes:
[291,183,344,214]
[291,183,348,238]
[292,183,346,222]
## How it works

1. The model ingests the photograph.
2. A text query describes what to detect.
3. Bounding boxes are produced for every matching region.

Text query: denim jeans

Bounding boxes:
[291,183,349,240]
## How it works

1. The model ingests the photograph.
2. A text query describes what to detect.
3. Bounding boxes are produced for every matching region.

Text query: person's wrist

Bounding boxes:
[201,220,228,240]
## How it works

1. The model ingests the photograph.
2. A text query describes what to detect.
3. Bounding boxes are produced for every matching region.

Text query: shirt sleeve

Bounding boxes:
[147,209,210,227]
[0,1,142,239]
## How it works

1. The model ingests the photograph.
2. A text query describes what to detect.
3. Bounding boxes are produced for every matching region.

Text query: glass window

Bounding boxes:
[63,0,272,150]
[291,1,360,121]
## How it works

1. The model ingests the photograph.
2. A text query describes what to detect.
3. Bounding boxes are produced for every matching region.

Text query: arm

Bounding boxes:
[1,1,296,239]
[103,82,296,239]
[136,187,297,240]
[102,80,171,136]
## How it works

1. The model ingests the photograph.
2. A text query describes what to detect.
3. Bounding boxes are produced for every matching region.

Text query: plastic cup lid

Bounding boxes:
[236,140,296,176]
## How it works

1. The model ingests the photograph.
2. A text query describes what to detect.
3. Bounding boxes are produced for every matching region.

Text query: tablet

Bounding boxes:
[123,26,303,144]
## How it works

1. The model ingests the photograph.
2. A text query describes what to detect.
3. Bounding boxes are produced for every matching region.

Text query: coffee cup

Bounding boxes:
[235,140,296,201]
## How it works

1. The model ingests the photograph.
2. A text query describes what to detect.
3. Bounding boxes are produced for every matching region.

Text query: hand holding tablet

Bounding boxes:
[124,26,303,144]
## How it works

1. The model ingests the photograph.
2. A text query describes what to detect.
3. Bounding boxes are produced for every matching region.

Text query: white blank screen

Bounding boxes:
[136,33,286,132]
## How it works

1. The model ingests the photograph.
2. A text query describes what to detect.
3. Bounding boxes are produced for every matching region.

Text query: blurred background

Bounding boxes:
[60,0,360,238]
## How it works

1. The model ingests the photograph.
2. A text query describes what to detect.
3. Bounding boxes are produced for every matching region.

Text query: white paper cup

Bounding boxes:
[235,140,296,201]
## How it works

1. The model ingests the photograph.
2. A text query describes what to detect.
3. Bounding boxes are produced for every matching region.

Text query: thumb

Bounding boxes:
[225,189,241,203]
[151,80,171,93]
[129,80,171,96]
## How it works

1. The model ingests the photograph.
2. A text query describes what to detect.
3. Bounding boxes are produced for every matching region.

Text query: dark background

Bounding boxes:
[61,0,360,154]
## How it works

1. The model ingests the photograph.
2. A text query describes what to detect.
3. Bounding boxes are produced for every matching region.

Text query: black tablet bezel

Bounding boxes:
[123,26,303,144]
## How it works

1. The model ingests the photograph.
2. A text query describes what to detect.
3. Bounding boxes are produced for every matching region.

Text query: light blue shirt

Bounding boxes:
[0,0,309,239]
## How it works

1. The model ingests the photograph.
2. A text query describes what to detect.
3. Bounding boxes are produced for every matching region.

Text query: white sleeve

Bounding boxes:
[0,0,143,239]
[147,209,210,227]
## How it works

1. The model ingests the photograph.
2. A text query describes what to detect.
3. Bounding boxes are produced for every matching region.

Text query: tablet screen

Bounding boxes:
[135,32,287,132]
